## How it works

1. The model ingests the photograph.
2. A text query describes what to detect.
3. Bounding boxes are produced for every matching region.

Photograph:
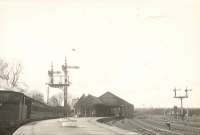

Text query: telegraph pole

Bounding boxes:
[173,87,191,120]
[47,57,79,117]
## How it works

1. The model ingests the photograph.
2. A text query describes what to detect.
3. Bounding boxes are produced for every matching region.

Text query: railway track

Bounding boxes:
[127,119,181,135]
[104,115,200,135]
[141,118,200,135]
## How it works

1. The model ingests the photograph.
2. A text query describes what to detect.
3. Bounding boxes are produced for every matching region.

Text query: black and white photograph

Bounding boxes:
[0,0,200,134]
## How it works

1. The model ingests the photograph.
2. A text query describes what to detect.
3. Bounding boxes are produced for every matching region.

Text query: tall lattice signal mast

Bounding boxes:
[47,57,79,116]
[173,87,191,119]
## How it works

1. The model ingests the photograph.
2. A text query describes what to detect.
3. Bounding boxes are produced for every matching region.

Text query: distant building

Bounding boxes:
[74,92,134,118]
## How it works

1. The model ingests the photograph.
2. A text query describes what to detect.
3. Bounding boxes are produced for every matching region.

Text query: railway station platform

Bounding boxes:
[13,117,139,135]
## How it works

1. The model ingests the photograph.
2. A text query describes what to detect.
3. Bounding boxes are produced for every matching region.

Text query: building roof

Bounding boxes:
[99,91,132,107]
[75,91,133,108]
[75,94,103,108]
[74,94,86,108]
[83,94,103,107]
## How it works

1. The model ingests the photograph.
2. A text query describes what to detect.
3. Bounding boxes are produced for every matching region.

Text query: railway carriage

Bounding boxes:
[0,90,64,135]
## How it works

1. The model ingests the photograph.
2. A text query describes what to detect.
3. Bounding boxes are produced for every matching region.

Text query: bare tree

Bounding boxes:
[49,93,63,106]
[49,95,60,106]
[0,59,9,81]
[31,91,45,103]
[9,63,22,88]
[0,59,22,89]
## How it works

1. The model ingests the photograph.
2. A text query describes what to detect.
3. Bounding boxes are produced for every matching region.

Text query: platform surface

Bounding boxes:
[13,117,139,135]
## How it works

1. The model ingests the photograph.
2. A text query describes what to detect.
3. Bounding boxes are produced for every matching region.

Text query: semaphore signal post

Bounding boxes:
[173,87,192,120]
[47,57,79,117]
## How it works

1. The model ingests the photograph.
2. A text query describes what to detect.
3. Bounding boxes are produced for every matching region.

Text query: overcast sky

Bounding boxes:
[0,0,200,108]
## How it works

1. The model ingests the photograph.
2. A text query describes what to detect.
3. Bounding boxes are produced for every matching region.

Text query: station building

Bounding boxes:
[74,92,134,118]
